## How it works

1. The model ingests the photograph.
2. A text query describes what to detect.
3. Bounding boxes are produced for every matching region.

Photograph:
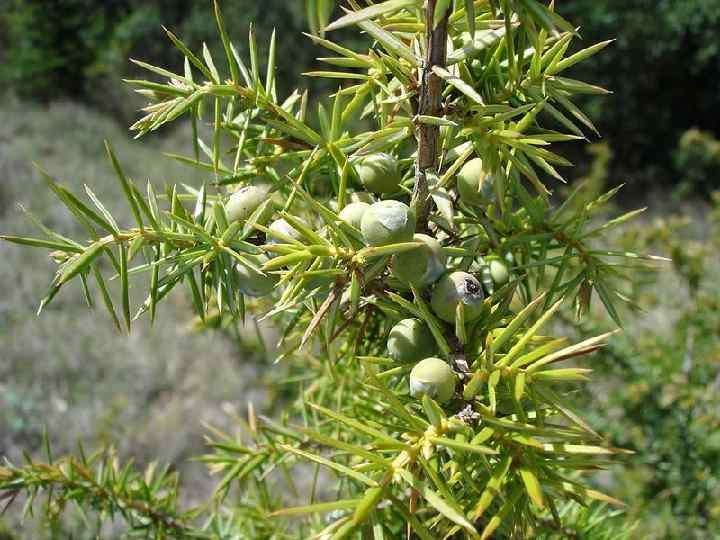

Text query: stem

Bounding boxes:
[412,0,449,233]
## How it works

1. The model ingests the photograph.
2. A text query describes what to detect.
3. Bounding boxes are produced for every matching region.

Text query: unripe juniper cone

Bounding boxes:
[349,191,375,204]
[387,318,437,363]
[338,202,370,230]
[392,233,446,288]
[489,258,510,285]
[431,271,485,323]
[360,200,416,246]
[267,217,304,250]
[268,218,303,241]
[265,217,306,259]
[225,184,270,223]
[236,256,277,297]
[355,153,401,194]
[457,158,494,206]
[409,357,457,404]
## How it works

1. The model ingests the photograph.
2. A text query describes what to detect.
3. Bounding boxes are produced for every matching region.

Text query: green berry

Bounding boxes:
[268,217,303,243]
[349,191,376,204]
[392,234,446,288]
[356,153,401,194]
[409,357,456,404]
[338,202,370,230]
[459,31,473,44]
[236,255,277,297]
[430,271,485,323]
[225,184,271,223]
[266,218,305,258]
[387,318,437,363]
[456,158,494,206]
[360,200,416,246]
[489,259,510,285]
[480,257,511,294]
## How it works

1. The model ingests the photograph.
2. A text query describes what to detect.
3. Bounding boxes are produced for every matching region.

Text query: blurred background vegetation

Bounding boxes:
[0,1,718,538]
[2,0,718,196]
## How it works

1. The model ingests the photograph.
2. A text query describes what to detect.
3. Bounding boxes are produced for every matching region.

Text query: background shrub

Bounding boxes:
[569,196,720,538]
[1,0,718,193]
[673,129,720,196]
[0,0,333,121]
[560,0,720,194]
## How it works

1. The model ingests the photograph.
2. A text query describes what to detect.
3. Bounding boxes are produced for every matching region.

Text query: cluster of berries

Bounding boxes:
[223,152,512,404]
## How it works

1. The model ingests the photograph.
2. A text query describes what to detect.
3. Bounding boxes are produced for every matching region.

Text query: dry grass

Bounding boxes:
[0,97,270,536]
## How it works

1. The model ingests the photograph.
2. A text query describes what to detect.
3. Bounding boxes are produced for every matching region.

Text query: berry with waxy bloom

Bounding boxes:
[430,271,485,323]
[355,153,401,194]
[392,233,446,288]
[236,255,277,297]
[409,357,456,404]
[338,202,370,230]
[456,158,494,205]
[265,217,307,258]
[360,200,416,246]
[267,217,303,242]
[387,318,437,363]
[225,184,271,223]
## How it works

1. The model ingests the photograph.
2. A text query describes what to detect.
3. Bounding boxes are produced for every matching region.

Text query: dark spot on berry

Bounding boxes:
[464,278,480,295]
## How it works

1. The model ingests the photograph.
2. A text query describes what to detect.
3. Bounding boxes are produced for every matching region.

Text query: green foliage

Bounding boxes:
[0,0,320,116]
[534,502,634,539]
[0,1,661,537]
[0,444,195,537]
[0,97,271,539]
[569,196,720,538]
[558,142,613,215]
[0,0,121,100]
[673,129,720,197]
[0,522,17,540]
[559,0,720,193]
[3,0,718,196]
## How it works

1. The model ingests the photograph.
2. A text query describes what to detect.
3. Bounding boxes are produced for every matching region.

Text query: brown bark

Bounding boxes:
[412,0,449,232]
